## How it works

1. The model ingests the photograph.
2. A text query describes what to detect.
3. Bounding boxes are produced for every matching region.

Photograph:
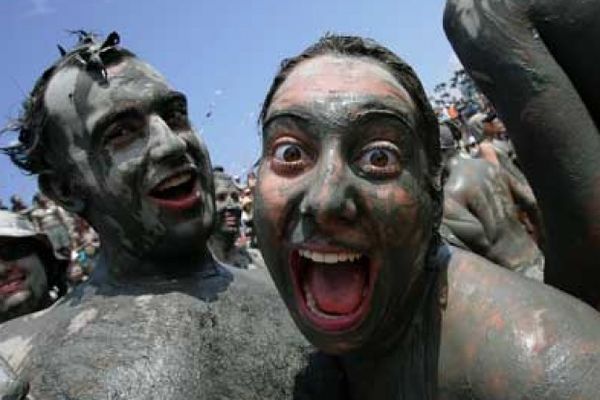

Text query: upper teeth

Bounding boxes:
[155,172,192,191]
[299,250,362,264]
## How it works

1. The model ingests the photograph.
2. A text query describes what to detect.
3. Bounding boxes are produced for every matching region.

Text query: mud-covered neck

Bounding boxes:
[338,243,448,400]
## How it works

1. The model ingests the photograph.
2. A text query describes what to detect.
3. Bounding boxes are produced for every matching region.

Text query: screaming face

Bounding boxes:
[255,55,435,354]
[42,57,214,264]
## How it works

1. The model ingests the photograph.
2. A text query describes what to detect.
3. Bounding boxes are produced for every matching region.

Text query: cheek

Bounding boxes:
[104,162,141,199]
[368,185,424,246]
[255,167,303,234]
[111,137,147,166]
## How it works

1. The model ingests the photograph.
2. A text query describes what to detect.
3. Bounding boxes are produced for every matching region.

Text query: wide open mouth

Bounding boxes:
[290,247,377,332]
[222,210,241,229]
[0,267,26,297]
[148,169,200,210]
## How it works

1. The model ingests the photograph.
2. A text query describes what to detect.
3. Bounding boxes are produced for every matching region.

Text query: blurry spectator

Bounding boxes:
[241,186,255,247]
[0,210,68,323]
[246,171,257,191]
[68,217,99,285]
[9,195,27,213]
[209,168,260,269]
[30,193,71,258]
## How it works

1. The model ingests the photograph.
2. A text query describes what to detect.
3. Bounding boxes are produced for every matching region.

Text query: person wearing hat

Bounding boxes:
[0,210,68,323]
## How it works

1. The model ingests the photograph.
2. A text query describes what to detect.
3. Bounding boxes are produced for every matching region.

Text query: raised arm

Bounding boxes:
[444,0,600,308]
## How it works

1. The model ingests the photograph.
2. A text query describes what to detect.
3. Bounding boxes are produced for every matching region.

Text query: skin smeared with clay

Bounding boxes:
[254,35,600,400]
[444,0,600,309]
[440,134,543,279]
[0,33,324,399]
[208,170,261,269]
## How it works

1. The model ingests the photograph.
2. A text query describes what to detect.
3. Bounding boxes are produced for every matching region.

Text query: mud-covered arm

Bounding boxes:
[444,0,600,308]
[439,247,600,400]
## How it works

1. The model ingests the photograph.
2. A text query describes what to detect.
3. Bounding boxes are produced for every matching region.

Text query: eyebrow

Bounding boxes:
[262,109,312,129]
[90,90,187,146]
[350,99,415,127]
[263,100,415,130]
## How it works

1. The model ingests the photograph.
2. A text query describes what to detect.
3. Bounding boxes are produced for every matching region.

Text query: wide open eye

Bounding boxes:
[356,142,402,178]
[270,140,312,175]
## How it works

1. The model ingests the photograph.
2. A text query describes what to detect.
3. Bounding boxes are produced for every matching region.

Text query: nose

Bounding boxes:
[147,115,188,163]
[299,147,357,226]
[224,196,239,210]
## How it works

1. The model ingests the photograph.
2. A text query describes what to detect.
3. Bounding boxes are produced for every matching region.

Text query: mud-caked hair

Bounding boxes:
[1,31,135,175]
[259,34,443,246]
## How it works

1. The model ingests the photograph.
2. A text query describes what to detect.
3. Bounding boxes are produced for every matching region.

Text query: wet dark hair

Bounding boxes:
[1,31,135,175]
[259,34,443,244]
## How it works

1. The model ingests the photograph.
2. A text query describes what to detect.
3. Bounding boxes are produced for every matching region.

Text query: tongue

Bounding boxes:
[306,262,367,315]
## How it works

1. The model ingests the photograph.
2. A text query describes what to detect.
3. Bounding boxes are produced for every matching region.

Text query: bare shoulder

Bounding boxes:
[440,247,599,399]
[447,247,598,319]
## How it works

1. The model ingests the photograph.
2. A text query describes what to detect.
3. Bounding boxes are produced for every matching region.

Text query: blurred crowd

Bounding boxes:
[0,192,99,287]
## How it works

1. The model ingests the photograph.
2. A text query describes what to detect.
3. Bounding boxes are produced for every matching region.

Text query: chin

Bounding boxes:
[140,214,213,260]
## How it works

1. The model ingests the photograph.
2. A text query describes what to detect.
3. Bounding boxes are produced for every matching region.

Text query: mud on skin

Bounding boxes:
[444,0,600,309]
[208,171,258,269]
[0,33,324,399]
[254,35,600,400]
[442,154,543,275]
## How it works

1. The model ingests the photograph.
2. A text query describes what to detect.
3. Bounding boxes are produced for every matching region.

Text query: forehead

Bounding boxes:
[268,55,415,114]
[44,57,172,135]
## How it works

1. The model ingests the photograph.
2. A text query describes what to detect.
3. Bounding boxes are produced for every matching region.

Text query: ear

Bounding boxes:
[38,172,85,214]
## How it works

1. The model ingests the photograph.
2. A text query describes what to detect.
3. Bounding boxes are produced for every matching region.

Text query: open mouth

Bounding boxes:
[290,247,377,332]
[222,211,241,229]
[148,169,200,210]
[0,268,26,297]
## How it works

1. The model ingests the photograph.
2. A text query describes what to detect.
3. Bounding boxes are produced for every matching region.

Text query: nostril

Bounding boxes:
[341,198,357,221]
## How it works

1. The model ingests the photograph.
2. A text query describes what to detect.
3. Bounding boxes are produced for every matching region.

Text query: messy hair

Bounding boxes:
[259,34,443,245]
[1,31,135,175]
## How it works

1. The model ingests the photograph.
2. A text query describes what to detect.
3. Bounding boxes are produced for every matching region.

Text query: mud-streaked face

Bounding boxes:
[214,178,242,235]
[255,55,434,354]
[0,239,47,318]
[43,57,214,261]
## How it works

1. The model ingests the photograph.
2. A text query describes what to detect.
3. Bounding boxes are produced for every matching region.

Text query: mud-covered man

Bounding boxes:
[0,32,318,399]
[208,167,263,269]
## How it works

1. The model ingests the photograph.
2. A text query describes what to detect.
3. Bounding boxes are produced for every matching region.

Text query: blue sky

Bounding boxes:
[0,0,456,207]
